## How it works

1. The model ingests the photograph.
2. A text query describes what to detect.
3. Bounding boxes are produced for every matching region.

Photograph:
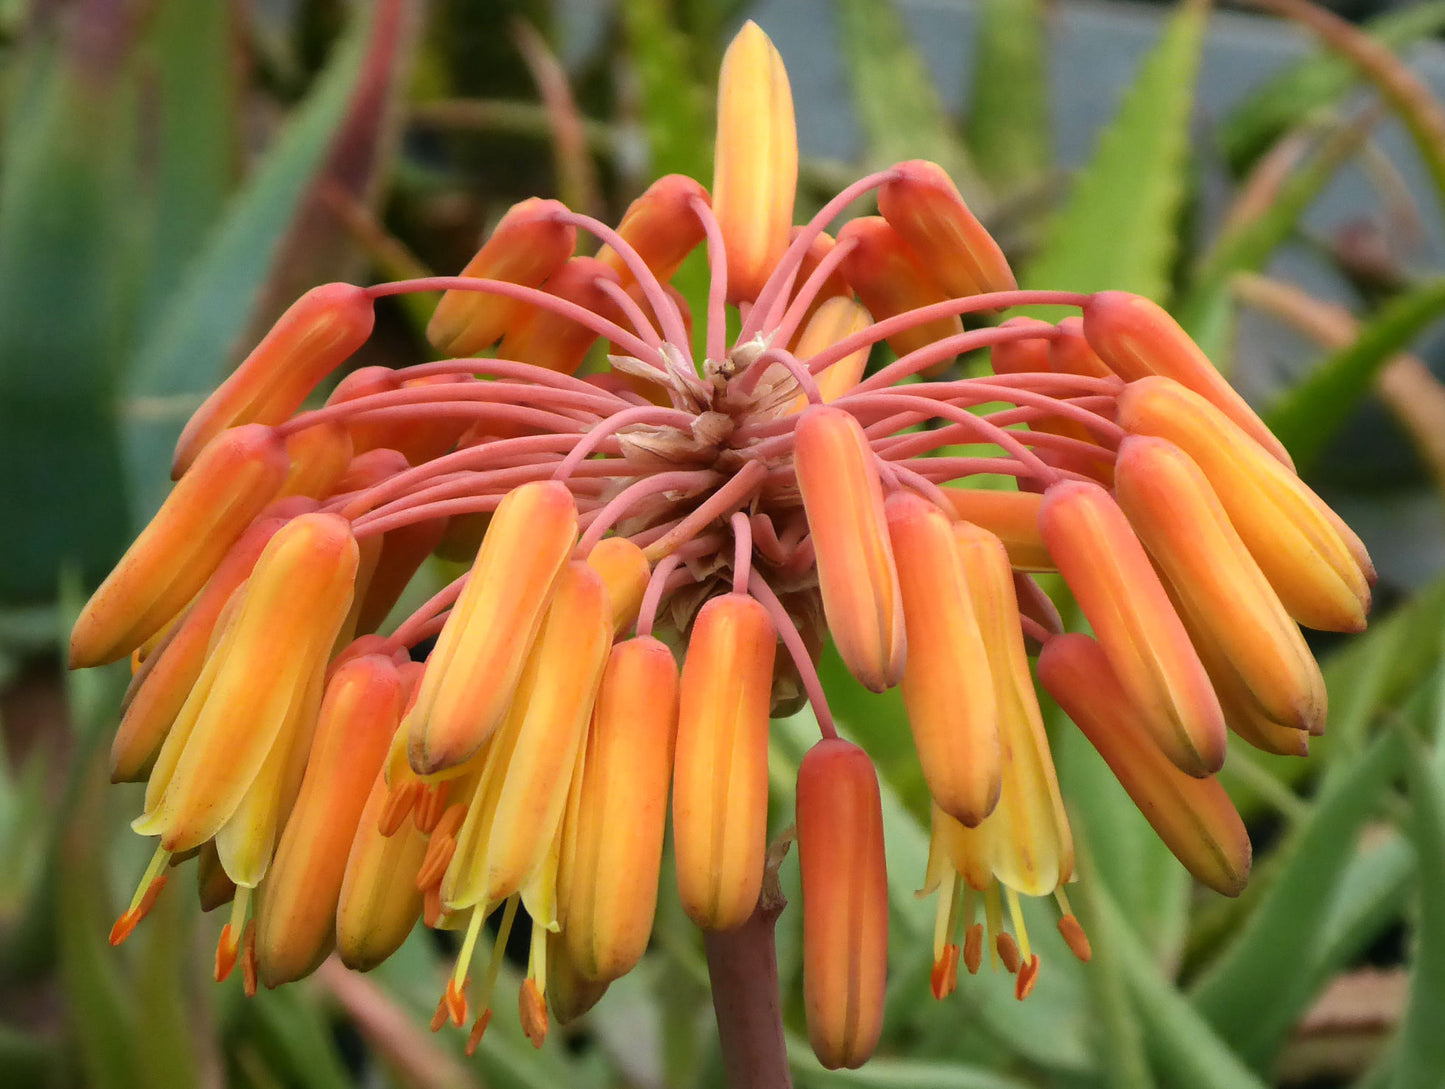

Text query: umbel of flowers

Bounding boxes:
[73,22,1370,1072]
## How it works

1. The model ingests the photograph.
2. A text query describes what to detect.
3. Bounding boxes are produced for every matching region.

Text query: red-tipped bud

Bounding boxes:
[428,198,577,356]
[837,217,963,370]
[407,481,578,774]
[1117,376,1371,632]
[797,739,888,1070]
[497,257,622,375]
[794,405,905,692]
[596,174,710,288]
[941,489,1052,571]
[878,159,1017,298]
[256,654,405,986]
[713,22,797,303]
[1040,480,1226,777]
[559,637,679,981]
[1115,436,1326,733]
[1039,635,1252,896]
[172,283,374,477]
[673,593,776,930]
[990,318,1053,375]
[1083,291,1293,469]
[71,424,290,668]
[885,492,1000,825]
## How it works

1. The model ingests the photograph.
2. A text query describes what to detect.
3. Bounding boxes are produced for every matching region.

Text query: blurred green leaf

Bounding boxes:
[1189,731,1407,1073]
[0,20,139,600]
[243,985,354,1089]
[1264,278,1445,473]
[620,0,712,184]
[121,0,390,520]
[789,1038,1033,1089]
[1092,882,1270,1089]
[836,0,985,204]
[137,0,239,327]
[965,0,1049,191]
[1179,113,1373,358]
[1393,692,1445,1089]
[1218,2,1445,172]
[1020,0,1207,312]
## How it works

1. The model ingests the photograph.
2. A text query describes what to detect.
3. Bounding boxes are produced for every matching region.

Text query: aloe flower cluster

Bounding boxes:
[71,22,1372,1072]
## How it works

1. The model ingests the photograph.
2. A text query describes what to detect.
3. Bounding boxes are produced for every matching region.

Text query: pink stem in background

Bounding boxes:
[691,194,731,365]
[387,576,468,650]
[635,552,687,639]
[552,404,696,482]
[730,512,753,595]
[883,458,957,513]
[554,210,693,356]
[594,277,667,358]
[365,275,659,363]
[803,290,1089,379]
[767,234,858,350]
[743,167,899,341]
[395,357,635,400]
[577,470,721,553]
[642,459,769,562]
[352,494,511,539]
[747,572,836,741]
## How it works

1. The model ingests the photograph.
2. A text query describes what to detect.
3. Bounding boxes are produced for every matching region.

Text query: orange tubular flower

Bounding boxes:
[442,561,612,912]
[792,296,873,405]
[885,491,1000,826]
[427,198,577,356]
[277,421,354,500]
[796,739,888,1070]
[70,424,290,668]
[497,256,622,375]
[255,653,405,986]
[877,159,1017,298]
[1039,635,1251,896]
[595,174,710,288]
[172,283,374,477]
[1040,480,1227,777]
[1083,291,1294,469]
[406,480,578,775]
[110,502,306,783]
[940,489,1052,571]
[672,594,776,931]
[583,538,652,635]
[787,228,853,334]
[837,216,964,367]
[794,405,905,693]
[1115,435,1326,734]
[713,21,796,303]
[336,761,429,971]
[133,513,358,860]
[558,636,679,981]
[1117,376,1372,632]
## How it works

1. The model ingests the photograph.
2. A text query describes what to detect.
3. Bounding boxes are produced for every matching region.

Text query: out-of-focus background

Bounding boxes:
[5,0,1445,1086]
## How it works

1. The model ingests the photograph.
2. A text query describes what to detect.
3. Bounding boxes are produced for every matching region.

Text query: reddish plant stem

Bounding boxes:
[703,862,794,1089]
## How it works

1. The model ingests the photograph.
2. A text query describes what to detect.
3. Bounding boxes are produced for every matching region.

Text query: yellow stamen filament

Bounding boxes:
[1004,885,1032,963]
[215,886,253,982]
[984,884,1004,972]
[110,844,172,946]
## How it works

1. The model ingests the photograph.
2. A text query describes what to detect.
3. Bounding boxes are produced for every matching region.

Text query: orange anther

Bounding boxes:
[962,923,984,975]
[108,873,168,946]
[378,779,421,837]
[414,781,451,834]
[465,1009,493,1056]
[1015,954,1041,1000]
[429,995,449,1033]
[241,922,258,998]
[995,932,1021,975]
[215,923,241,982]
[930,944,959,1001]
[519,978,549,1048]
[446,977,469,1027]
[415,832,458,893]
[423,884,443,928]
[1058,914,1092,963]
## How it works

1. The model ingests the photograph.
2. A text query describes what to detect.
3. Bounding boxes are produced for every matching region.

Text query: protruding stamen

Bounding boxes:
[465,1010,493,1056]
[215,886,252,982]
[1015,955,1041,1000]
[995,932,1022,975]
[414,781,451,834]
[1004,886,1032,963]
[984,884,1004,972]
[110,845,172,946]
[930,944,959,1001]
[1058,915,1092,963]
[520,978,549,1049]
[962,924,984,975]
[241,922,258,998]
[378,779,421,836]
